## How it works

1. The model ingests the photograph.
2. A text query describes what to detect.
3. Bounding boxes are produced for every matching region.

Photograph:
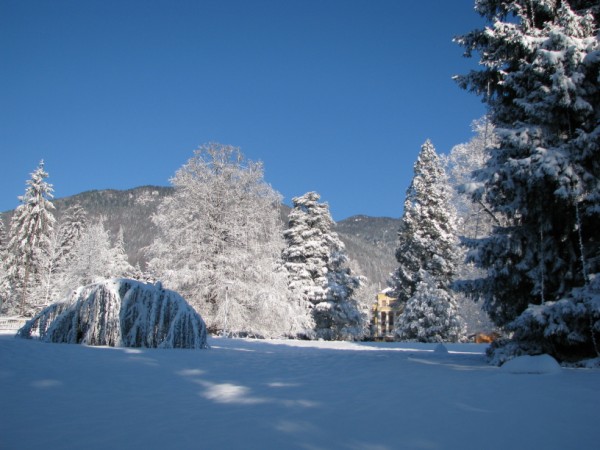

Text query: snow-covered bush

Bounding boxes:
[17,278,208,349]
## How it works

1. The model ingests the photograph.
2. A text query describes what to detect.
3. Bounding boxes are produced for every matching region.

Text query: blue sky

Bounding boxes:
[1,0,486,220]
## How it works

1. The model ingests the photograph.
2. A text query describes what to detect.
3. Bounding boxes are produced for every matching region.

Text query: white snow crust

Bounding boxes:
[1,336,598,450]
[500,354,562,374]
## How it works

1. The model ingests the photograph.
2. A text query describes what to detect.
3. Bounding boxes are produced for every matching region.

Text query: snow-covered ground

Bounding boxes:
[1,333,598,450]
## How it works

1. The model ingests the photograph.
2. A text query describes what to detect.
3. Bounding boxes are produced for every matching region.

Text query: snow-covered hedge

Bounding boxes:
[17,278,208,349]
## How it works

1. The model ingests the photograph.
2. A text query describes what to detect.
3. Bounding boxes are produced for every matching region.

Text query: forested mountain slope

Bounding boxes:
[2,186,400,287]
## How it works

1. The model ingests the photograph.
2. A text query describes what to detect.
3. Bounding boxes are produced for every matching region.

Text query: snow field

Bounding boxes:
[1,335,599,450]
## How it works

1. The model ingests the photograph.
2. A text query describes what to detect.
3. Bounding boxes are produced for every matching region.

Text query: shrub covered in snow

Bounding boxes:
[17,278,208,349]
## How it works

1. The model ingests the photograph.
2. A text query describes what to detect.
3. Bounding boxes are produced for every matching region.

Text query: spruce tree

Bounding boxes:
[57,204,88,262]
[5,161,56,315]
[391,141,465,342]
[455,0,600,361]
[396,270,465,343]
[282,192,364,340]
[111,226,133,278]
[37,204,88,305]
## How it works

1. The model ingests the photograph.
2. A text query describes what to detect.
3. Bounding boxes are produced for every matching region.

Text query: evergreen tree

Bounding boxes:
[148,143,307,337]
[396,270,465,343]
[390,141,465,342]
[57,204,88,263]
[5,161,56,315]
[111,226,133,278]
[0,218,6,251]
[455,0,600,361]
[37,204,88,305]
[282,192,365,340]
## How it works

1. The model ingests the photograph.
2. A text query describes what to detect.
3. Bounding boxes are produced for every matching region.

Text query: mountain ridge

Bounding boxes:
[1,185,400,287]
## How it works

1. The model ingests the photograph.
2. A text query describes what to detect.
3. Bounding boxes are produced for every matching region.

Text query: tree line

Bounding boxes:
[0,146,367,340]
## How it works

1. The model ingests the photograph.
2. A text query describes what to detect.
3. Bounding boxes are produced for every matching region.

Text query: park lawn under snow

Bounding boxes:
[1,334,599,450]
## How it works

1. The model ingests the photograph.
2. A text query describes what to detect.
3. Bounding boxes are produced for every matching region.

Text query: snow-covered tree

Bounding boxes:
[390,141,465,342]
[443,118,498,334]
[4,161,56,315]
[396,270,465,343]
[282,192,365,340]
[56,204,87,262]
[455,0,600,361]
[0,218,6,253]
[0,218,9,314]
[36,204,88,306]
[148,143,307,337]
[57,219,133,294]
[17,278,208,349]
[443,117,499,241]
[112,226,134,278]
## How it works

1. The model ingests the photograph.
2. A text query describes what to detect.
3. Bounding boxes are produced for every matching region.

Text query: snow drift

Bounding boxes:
[17,278,208,349]
[500,354,562,374]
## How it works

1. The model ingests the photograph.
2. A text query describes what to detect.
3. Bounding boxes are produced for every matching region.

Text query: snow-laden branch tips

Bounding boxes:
[17,278,209,349]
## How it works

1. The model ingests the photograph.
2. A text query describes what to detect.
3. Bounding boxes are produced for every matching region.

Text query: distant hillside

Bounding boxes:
[334,215,399,288]
[1,186,400,286]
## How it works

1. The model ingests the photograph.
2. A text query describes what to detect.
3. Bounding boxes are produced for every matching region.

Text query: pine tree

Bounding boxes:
[455,0,600,361]
[37,204,88,306]
[282,192,365,340]
[5,161,56,315]
[57,204,88,263]
[111,226,133,278]
[390,141,465,342]
[148,143,305,337]
[396,270,465,343]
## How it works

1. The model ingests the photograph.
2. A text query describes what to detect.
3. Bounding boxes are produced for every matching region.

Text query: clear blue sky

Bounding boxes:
[1,0,486,220]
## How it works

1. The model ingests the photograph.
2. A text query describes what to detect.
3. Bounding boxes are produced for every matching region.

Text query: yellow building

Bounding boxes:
[370,291,403,340]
